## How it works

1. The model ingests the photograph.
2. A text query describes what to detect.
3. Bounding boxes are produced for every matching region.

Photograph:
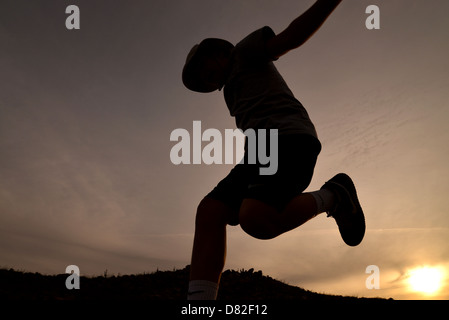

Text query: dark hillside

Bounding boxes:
[0,266,386,301]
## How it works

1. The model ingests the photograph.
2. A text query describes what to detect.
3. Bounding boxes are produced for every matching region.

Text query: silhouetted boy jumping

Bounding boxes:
[182,0,365,300]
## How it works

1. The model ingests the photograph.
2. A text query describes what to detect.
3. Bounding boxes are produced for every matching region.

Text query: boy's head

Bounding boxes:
[182,38,234,93]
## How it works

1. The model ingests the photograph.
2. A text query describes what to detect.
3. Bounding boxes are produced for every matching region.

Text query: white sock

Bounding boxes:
[187,280,219,300]
[308,189,336,214]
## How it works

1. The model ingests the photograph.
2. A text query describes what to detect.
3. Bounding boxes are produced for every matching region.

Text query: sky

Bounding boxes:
[1,0,448,300]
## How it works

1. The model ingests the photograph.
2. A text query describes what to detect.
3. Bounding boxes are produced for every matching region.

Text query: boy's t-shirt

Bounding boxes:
[223,26,319,140]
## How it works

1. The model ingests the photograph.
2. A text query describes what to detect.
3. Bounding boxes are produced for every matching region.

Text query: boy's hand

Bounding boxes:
[267,0,342,59]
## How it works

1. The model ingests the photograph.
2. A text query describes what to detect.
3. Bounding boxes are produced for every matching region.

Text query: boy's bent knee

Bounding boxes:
[239,199,280,240]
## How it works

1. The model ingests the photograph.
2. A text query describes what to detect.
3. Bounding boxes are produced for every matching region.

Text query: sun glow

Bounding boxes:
[407,266,444,295]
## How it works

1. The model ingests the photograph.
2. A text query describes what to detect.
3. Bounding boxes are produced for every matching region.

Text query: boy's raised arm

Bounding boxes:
[267,0,342,59]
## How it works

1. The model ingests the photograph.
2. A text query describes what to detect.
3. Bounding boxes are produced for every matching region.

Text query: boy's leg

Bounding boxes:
[239,190,334,240]
[240,174,365,246]
[188,197,234,300]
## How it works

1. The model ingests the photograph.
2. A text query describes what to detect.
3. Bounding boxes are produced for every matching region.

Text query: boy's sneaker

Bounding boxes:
[322,173,365,247]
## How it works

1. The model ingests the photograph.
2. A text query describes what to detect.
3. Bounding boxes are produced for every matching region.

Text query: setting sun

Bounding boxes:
[407,266,444,295]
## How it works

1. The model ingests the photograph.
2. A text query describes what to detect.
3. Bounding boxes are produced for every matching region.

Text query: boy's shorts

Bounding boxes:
[205,134,321,226]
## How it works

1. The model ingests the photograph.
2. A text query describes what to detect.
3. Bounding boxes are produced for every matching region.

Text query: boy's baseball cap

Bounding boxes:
[182,38,234,93]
